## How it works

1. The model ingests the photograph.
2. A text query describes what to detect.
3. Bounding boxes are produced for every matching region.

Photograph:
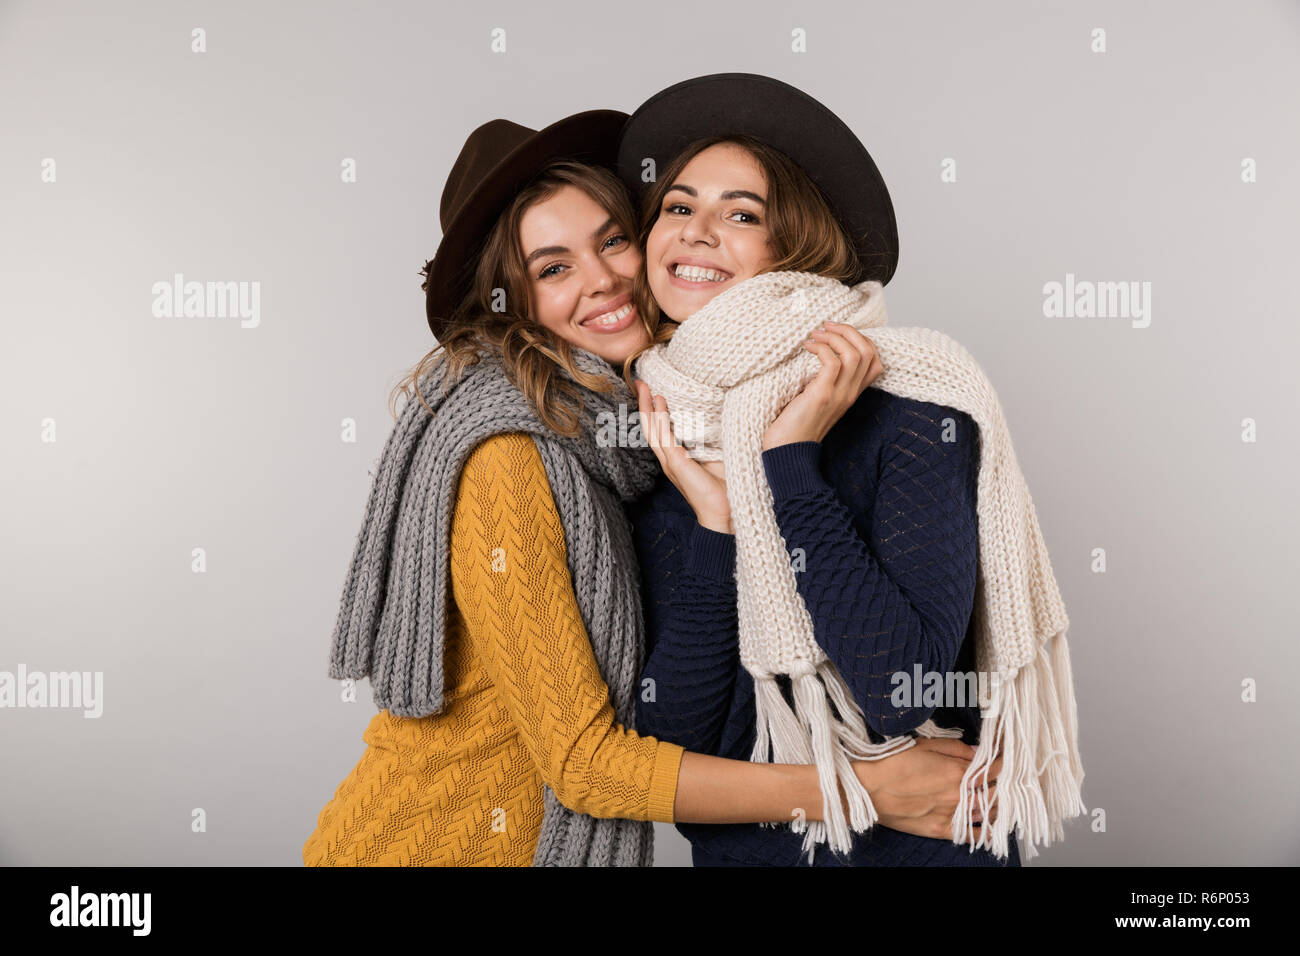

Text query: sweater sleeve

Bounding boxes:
[760,401,980,737]
[633,513,742,757]
[449,432,684,823]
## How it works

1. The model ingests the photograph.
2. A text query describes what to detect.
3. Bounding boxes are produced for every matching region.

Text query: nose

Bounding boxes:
[680,211,717,247]
[583,255,619,296]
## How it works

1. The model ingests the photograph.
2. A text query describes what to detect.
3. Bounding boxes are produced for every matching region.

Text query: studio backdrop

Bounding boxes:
[1,0,1297,866]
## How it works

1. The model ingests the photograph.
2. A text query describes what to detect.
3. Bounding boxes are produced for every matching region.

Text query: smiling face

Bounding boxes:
[645,142,778,322]
[517,183,650,366]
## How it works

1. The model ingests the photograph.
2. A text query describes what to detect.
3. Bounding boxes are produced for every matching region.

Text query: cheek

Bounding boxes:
[532,285,576,332]
[735,233,775,275]
[645,229,671,285]
[645,222,669,262]
[615,247,644,282]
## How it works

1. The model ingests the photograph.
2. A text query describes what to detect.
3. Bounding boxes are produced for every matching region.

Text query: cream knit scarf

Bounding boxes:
[633,271,1086,861]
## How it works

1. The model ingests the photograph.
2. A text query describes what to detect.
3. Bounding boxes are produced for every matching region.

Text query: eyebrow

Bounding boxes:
[523,216,619,268]
[665,183,766,205]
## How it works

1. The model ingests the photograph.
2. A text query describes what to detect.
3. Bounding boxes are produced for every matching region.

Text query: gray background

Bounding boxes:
[2,0,1297,866]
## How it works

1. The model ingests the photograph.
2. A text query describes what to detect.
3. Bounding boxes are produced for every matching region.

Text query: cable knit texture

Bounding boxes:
[319,346,669,865]
[305,433,683,865]
[629,392,1019,865]
[633,271,1085,860]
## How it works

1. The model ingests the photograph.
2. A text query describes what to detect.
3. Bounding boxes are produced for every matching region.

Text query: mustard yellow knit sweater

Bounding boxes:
[302,431,685,866]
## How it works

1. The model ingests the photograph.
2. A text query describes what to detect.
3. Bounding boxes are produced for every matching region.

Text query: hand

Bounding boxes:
[634,379,733,534]
[850,738,1003,843]
[762,321,884,451]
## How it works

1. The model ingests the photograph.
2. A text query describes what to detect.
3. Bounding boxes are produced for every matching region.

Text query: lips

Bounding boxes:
[669,258,733,280]
[580,293,632,325]
[580,300,637,333]
[667,261,733,290]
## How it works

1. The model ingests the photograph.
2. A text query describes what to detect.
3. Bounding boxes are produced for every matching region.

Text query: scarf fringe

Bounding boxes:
[749,641,1086,862]
[752,660,968,862]
[952,632,1088,859]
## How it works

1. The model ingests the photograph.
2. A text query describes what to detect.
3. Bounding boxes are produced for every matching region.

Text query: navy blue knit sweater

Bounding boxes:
[627,386,1021,867]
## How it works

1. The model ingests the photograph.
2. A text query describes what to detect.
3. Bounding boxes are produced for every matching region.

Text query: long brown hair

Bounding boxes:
[391,161,654,437]
[620,134,861,393]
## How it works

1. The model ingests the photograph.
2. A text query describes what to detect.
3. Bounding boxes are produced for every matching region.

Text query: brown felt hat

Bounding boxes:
[422,110,629,340]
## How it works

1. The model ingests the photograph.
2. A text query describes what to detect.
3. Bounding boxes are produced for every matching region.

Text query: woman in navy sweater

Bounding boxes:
[621,109,1019,865]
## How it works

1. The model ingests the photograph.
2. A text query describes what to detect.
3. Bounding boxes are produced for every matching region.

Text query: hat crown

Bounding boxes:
[440,119,540,231]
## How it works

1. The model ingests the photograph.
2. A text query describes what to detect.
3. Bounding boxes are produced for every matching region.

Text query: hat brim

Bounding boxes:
[426,109,629,336]
[615,73,898,286]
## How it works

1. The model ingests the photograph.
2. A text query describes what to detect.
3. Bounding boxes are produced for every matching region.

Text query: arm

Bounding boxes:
[450,433,682,823]
[633,512,740,756]
[449,432,876,827]
[760,401,981,738]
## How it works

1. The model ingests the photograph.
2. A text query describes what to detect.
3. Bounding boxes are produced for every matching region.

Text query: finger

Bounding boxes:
[825,322,880,392]
[640,384,664,454]
[810,324,861,374]
[968,782,999,804]
[653,394,684,453]
[650,393,672,452]
[915,738,977,761]
[819,321,868,353]
[638,384,671,463]
[865,353,885,386]
[826,321,877,364]
[633,382,659,453]
[810,330,865,404]
[976,796,999,827]
[802,339,843,388]
[965,756,1002,786]
[634,380,652,427]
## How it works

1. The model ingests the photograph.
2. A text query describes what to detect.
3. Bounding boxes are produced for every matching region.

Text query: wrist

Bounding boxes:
[763,426,824,451]
[851,759,877,796]
[697,512,733,535]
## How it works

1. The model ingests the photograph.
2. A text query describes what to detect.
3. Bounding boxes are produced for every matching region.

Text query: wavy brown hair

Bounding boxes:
[620,133,861,393]
[391,160,655,436]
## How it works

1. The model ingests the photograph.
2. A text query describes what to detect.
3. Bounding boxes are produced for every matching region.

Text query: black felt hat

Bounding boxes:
[616,73,899,285]
[423,110,629,339]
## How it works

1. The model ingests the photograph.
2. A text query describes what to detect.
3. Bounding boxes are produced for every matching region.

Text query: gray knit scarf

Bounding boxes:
[327,345,661,866]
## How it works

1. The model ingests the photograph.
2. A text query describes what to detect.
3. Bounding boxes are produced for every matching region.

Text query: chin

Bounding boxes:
[664,298,700,322]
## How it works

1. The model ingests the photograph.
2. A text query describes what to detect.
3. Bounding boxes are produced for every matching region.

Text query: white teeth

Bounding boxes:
[674,264,729,282]
[584,302,633,327]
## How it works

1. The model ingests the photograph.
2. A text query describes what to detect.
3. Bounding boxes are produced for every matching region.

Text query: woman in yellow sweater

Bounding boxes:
[302,111,998,866]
